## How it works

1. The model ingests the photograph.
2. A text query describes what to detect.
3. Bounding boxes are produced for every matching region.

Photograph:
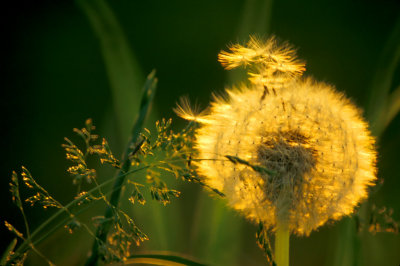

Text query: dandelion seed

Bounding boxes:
[218,36,306,90]
[173,96,209,123]
[181,36,377,236]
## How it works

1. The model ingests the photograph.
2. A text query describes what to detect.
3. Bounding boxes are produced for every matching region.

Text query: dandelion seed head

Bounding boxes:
[188,37,376,235]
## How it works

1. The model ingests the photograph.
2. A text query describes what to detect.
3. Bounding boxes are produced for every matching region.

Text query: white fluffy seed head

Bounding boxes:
[178,37,377,235]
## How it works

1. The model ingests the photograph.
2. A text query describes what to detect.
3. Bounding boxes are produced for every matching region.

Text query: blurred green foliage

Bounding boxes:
[1,0,399,265]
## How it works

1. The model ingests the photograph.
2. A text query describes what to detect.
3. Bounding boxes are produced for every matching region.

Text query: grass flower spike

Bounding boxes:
[179,36,377,238]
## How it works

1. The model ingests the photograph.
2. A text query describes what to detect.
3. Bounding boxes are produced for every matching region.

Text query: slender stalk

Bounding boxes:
[274,220,289,266]
[14,165,148,256]
[14,157,200,257]
[85,71,157,265]
[19,157,189,255]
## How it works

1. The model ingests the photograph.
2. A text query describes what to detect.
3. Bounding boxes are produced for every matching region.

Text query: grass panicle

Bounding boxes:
[5,71,218,265]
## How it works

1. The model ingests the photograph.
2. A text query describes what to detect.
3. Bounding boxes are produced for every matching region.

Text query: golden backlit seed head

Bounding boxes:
[218,36,306,89]
[178,36,377,235]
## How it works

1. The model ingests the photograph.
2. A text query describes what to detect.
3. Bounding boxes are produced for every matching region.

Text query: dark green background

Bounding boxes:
[1,0,399,265]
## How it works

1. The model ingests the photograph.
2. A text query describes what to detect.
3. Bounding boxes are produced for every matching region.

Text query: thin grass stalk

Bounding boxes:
[85,71,157,265]
[13,162,155,257]
[17,156,193,257]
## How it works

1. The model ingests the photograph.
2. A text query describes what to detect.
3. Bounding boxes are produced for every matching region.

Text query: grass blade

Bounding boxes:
[76,0,144,142]
[0,238,18,265]
[384,85,400,129]
[77,0,171,254]
[78,0,174,260]
[366,17,400,137]
[125,253,205,266]
[236,0,274,40]
[86,71,157,266]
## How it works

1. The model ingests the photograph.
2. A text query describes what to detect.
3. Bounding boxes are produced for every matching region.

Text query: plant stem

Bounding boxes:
[14,165,146,256]
[275,220,289,266]
[85,71,157,266]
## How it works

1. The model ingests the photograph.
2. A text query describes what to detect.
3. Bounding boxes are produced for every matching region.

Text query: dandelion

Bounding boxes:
[177,36,377,265]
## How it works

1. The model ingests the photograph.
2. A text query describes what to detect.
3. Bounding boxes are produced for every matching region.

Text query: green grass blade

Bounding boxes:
[76,0,144,142]
[0,238,18,265]
[76,0,173,261]
[77,0,172,259]
[125,254,206,266]
[86,71,157,266]
[366,17,400,137]
[128,70,157,148]
[76,0,168,254]
[236,0,274,40]
[332,218,356,266]
[384,85,400,129]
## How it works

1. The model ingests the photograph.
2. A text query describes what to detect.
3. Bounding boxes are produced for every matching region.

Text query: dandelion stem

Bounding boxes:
[274,220,289,266]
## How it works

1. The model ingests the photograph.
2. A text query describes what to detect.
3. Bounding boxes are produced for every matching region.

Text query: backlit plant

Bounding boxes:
[2,37,398,266]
